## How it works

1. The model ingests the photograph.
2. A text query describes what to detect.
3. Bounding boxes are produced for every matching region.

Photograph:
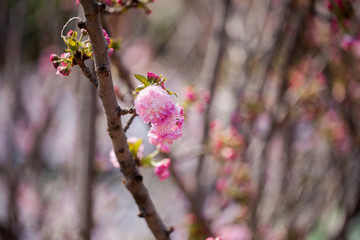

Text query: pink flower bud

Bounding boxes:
[56,66,71,76]
[108,48,114,57]
[154,158,171,181]
[50,54,60,69]
[147,72,160,82]
[102,29,111,45]
[67,30,74,37]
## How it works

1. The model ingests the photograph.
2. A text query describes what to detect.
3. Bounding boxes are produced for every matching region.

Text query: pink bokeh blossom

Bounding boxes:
[109,150,120,169]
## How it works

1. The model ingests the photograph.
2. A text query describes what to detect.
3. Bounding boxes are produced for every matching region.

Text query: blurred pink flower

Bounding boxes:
[217,225,252,240]
[183,86,197,102]
[341,35,355,50]
[221,147,237,161]
[216,178,227,192]
[201,89,211,103]
[154,158,171,181]
[109,150,120,169]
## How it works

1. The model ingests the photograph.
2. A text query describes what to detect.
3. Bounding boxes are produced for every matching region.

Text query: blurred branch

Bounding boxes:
[0,222,18,240]
[195,0,231,193]
[77,71,97,240]
[78,1,170,239]
[163,152,213,237]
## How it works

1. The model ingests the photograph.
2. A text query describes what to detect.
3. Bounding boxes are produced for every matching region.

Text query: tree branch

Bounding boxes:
[74,53,99,88]
[124,113,137,132]
[78,1,170,239]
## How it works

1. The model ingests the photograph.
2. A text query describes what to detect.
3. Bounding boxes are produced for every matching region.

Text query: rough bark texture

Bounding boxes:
[78,1,170,239]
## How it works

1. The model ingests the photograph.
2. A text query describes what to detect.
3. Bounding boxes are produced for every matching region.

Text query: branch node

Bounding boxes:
[94,2,106,13]
[165,226,174,236]
[134,174,143,182]
[138,209,148,218]
[77,21,86,29]
[97,64,109,77]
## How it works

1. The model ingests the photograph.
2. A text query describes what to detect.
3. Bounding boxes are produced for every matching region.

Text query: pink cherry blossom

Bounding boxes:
[148,123,183,146]
[154,158,171,181]
[56,66,71,76]
[135,85,177,125]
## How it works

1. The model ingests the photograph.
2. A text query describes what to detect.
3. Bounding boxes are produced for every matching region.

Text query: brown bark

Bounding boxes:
[77,1,170,239]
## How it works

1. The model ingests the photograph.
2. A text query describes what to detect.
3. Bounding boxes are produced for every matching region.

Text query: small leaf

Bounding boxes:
[134,74,149,86]
[135,85,146,92]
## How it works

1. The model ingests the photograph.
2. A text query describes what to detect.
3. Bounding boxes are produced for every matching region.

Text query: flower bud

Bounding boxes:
[50,54,60,69]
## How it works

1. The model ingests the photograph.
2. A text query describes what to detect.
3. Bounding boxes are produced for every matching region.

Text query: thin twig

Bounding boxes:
[75,54,99,88]
[124,113,137,132]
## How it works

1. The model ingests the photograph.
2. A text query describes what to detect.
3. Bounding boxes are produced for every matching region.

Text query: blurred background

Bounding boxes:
[1,0,360,239]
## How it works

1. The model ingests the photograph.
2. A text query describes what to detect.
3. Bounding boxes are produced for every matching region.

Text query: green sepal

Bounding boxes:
[166,89,178,97]
[128,138,143,159]
[134,74,150,86]
[141,149,160,167]
[141,155,154,167]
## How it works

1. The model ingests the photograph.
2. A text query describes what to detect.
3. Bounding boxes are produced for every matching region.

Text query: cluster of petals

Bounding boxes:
[154,158,171,181]
[205,237,222,240]
[135,85,184,151]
